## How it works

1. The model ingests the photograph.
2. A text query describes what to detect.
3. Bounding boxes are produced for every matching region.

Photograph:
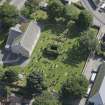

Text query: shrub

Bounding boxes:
[31,10,48,21]
[2,69,18,84]
[43,44,59,59]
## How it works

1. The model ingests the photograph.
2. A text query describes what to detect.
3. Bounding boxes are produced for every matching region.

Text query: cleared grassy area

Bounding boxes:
[24,24,93,91]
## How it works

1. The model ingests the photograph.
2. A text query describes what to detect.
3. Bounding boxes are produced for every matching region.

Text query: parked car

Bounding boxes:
[90,72,97,83]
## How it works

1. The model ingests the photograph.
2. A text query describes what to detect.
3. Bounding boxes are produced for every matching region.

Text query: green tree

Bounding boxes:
[60,74,88,105]
[0,3,18,30]
[64,5,80,21]
[76,10,93,30]
[66,20,76,36]
[25,0,42,14]
[79,29,99,51]
[32,91,60,105]
[21,7,30,18]
[30,10,48,21]
[47,0,64,21]
[2,70,18,84]
[26,71,47,96]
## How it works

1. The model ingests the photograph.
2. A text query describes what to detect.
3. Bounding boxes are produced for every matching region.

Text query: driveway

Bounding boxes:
[83,56,102,80]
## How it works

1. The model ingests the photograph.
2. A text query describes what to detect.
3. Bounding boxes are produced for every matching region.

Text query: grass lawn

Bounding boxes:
[23,24,98,91]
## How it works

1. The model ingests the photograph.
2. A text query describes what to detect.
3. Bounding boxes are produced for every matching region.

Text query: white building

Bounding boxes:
[5,21,41,58]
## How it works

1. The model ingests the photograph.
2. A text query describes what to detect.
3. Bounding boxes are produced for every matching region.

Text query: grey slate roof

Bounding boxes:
[99,77,105,105]
[6,21,41,57]
[20,21,40,57]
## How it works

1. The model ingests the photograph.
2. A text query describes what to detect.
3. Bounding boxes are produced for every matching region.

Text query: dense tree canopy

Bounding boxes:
[64,5,80,21]
[32,91,61,105]
[76,10,93,30]
[30,10,48,21]
[26,71,46,96]
[60,74,88,104]
[47,0,64,21]
[25,0,42,14]
[79,29,99,51]
[0,3,18,30]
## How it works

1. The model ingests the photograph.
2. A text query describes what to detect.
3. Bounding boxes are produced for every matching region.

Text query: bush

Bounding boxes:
[0,3,18,31]
[47,0,64,21]
[30,10,48,21]
[2,69,18,84]
[43,44,59,59]
[60,74,88,104]
[76,10,93,30]
[32,91,61,105]
[26,71,47,96]
[64,4,80,21]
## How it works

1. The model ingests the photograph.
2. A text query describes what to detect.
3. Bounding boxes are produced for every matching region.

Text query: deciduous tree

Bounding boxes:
[0,3,18,30]
[76,10,93,30]
[26,71,46,96]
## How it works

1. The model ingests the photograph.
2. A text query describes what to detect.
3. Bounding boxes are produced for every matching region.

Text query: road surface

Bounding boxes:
[81,0,105,25]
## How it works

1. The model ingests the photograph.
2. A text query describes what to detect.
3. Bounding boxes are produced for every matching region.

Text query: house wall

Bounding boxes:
[11,44,29,58]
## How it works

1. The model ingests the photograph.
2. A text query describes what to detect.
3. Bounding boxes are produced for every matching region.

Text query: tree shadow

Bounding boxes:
[63,43,88,67]
[60,96,81,105]
[65,22,84,39]
[41,23,66,36]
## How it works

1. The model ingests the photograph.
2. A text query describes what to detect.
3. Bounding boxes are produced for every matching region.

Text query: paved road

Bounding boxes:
[10,0,27,10]
[81,0,105,25]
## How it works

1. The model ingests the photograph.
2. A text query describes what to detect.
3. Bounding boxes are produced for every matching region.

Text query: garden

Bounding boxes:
[0,0,99,105]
